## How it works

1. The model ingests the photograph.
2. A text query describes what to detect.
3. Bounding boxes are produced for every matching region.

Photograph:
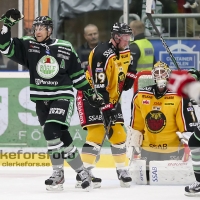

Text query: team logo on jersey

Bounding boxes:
[36,55,59,79]
[145,110,166,134]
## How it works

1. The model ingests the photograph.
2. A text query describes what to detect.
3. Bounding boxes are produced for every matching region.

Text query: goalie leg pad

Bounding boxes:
[126,126,143,148]
[149,160,195,185]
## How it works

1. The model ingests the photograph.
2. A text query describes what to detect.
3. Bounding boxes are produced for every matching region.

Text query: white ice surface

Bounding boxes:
[0,167,191,200]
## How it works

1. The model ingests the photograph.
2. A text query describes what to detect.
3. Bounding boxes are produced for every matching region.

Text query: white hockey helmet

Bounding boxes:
[152,61,171,88]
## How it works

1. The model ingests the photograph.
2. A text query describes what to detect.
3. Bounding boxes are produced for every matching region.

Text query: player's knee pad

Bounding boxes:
[86,125,105,144]
[43,122,62,141]
[82,141,101,156]
[110,142,126,155]
[108,124,126,144]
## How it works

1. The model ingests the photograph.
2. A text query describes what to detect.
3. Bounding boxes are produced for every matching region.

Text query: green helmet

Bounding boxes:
[188,68,200,81]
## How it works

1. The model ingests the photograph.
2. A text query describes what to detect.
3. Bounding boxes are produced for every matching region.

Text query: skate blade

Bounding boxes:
[120,180,131,188]
[75,181,100,189]
[93,182,101,189]
[85,182,93,192]
[75,181,82,188]
[185,192,200,197]
[46,184,64,191]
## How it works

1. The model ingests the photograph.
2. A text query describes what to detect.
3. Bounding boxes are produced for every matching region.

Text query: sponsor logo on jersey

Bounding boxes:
[76,92,86,125]
[103,48,114,57]
[35,78,58,86]
[145,110,166,133]
[57,54,69,60]
[58,46,71,51]
[58,50,70,55]
[142,100,150,105]
[97,62,102,67]
[164,102,174,105]
[154,102,162,106]
[95,68,103,72]
[28,49,40,53]
[88,115,102,121]
[30,44,40,49]
[187,107,194,111]
[142,95,152,99]
[164,96,174,99]
[95,84,105,88]
[149,143,167,149]
[36,55,59,79]
[152,106,161,111]
[49,108,65,115]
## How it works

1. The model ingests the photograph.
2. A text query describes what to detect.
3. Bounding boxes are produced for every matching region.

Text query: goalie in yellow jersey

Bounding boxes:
[126,61,191,181]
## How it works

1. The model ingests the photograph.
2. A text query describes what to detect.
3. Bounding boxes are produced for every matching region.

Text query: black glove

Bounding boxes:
[83,88,105,108]
[101,103,117,126]
[0,8,24,27]
[123,71,137,91]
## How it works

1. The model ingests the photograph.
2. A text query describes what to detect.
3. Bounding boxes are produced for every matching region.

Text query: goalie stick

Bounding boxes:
[146,0,181,70]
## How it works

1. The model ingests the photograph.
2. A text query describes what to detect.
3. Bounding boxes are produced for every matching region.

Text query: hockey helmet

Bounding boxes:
[111,22,132,40]
[32,16,53,33]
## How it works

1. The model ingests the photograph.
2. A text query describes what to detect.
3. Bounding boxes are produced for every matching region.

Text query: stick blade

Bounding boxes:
[146,0,153,14]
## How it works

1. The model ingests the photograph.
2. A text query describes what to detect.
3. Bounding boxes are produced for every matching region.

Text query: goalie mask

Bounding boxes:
[152,61,171,88]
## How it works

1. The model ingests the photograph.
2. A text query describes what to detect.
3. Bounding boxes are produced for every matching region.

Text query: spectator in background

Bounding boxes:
[129,20,155,72]
[160,0,200,37]
[76,24,101,69]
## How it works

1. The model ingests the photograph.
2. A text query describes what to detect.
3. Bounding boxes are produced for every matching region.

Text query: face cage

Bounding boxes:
[152,67,171,88]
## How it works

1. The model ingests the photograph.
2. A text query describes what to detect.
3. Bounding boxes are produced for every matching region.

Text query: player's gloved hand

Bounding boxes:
[176,131,189,145]
[0,8,24,27]
[123,69,137,91]
[101,103,117,126]
[83,88,105,108]
[167,71,196,97]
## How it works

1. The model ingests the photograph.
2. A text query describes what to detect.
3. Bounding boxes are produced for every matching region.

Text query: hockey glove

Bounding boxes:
[167,71,196,97]
[101,103,117,126]
[123,70,137,91]
[83,88,105,108]
[0,8,24,27]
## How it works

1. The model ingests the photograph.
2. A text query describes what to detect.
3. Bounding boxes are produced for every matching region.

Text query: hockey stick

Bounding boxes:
[146,0,181,70]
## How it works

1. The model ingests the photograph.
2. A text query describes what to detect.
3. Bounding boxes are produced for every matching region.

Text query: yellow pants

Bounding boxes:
[82,124,127,168]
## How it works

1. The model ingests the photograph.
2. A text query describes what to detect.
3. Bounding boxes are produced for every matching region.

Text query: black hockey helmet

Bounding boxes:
[111,22,132,38]
[32,16,53,33]
[188,68,200,81]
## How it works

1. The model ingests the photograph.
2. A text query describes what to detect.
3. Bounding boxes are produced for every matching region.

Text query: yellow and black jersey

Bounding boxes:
[131,84,187,153]
[85,41,131,104]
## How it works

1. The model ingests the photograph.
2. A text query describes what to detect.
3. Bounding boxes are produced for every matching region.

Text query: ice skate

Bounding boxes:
[185,181,200,196]
[45,169,65,191]
[75,169,101,189]
[77,169,93,191]
[117,169,132,188]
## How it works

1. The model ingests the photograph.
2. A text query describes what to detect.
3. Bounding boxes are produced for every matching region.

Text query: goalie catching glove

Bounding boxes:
[0,8,24,27]
[83,88,105,108]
